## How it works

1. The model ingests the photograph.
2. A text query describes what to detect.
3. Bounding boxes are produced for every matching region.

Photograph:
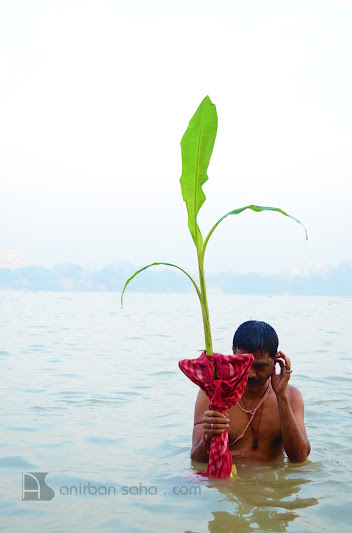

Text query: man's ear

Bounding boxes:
[232,346,236,355]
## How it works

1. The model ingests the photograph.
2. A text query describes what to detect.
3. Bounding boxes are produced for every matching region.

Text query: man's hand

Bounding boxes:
[201,410,230,443]
[271,351,292,398]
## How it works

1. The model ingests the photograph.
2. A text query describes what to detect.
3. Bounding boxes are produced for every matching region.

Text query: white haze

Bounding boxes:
[1,0,351,275]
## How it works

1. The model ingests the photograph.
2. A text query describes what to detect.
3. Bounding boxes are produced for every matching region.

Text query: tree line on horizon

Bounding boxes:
[0,262,351,296]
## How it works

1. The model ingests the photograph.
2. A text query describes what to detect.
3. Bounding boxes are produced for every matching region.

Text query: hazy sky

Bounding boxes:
[1,0,351,275]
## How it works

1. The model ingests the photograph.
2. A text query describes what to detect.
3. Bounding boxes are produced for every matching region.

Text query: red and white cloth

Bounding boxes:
[179,351,254,478]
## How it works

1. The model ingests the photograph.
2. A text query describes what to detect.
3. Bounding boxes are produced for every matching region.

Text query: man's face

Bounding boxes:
[234,347,275,390]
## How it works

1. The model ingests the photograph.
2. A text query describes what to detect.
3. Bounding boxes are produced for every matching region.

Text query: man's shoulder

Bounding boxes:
[287,384,304,405]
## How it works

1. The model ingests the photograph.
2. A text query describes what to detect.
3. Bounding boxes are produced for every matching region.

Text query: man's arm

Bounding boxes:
[272,351,311,463]
[278,385,311,463]
[190,389,230,462]
[190,390,210,462]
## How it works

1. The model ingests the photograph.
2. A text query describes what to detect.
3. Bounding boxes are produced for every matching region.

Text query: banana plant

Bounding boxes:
[121,96,307,358]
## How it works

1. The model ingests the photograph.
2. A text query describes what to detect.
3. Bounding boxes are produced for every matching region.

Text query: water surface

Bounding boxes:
[0,292,351,532]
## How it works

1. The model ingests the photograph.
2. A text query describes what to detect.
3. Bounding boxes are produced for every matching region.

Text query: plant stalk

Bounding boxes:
[197,248,213,357]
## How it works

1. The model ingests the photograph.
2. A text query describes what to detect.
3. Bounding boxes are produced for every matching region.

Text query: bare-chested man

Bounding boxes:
[191,321,310,464]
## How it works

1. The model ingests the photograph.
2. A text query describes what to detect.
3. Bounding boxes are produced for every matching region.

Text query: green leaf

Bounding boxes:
[180,96,218,250]
[120,262,202,307]
[203,204,308,256]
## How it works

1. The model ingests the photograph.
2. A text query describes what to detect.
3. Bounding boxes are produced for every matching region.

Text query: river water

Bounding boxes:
[0,291,351,532]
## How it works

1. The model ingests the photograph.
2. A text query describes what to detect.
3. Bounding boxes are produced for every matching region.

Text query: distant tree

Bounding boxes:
[0,268,16,284]
[15,266,61,290]
[53,263,83,281]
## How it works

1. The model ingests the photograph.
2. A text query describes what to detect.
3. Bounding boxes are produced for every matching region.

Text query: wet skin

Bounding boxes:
[191,349,311,464]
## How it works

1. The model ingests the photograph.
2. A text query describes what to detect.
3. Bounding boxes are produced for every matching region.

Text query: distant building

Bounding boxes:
[0,249,24,269]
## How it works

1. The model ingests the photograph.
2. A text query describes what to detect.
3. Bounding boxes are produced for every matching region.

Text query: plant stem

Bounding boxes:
[197,249,213,357]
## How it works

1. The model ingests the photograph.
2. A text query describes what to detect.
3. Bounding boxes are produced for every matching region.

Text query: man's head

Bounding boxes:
[232,320,278,358]
[232,320,278,390]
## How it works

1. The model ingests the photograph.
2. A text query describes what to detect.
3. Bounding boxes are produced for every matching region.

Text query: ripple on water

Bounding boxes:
[55,395,127,407]
[84,398,125,406]
[27,345,47,350]
[0,456,36,469]
[328,375,352,383]
[29,405,66,411]
[49,390,84,396]
[7,427,35,432]
[0,350,12,357]
[22,388,45,393]
[150,371,178,376]
[85,436,123,445]
[146,334,172,338]
[57,373,81,378]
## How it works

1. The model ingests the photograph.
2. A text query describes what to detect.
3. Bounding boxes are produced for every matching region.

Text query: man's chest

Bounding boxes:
[227,396,283,458]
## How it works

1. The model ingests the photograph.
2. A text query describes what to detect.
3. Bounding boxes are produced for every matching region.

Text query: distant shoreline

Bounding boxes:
[0,262,351,297]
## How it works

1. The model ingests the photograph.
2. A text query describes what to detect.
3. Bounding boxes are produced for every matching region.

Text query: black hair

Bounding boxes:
[233,320,278,359]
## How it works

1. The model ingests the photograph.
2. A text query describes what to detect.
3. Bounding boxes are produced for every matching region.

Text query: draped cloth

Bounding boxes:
[179,351,254,478]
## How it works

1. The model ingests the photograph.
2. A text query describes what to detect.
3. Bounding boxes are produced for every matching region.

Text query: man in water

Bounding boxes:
[191,320,311,464]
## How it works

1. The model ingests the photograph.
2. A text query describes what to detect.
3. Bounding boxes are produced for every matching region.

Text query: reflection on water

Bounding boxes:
[187,458,320,532]
[0,292,351,532]
[204,463,319,532]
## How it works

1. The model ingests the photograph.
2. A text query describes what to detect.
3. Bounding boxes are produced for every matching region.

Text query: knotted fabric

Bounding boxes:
[179,351,254,478]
